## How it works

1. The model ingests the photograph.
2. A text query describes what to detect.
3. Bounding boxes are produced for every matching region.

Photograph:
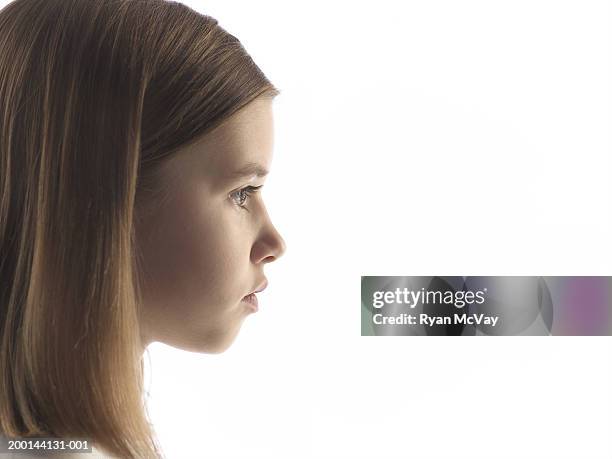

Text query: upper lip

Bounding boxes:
[250,279,268,295]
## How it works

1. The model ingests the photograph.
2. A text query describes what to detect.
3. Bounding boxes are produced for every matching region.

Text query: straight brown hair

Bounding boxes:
[0,0,279,457]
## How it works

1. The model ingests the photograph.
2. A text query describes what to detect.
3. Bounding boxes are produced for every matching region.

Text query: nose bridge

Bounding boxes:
[253,204,286,263]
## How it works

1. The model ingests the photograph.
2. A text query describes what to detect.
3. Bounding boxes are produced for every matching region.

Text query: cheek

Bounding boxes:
[135,193,247,319]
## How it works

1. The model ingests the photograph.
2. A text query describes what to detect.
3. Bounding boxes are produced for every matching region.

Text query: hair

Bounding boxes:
[0,0,279,457]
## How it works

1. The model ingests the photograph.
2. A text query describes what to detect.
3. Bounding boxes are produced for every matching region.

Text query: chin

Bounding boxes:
[162,339,232,355]
[169,327,242,355]
[202,341,234,354]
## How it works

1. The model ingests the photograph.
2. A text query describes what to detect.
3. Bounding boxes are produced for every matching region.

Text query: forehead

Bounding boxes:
[193,97,274,183]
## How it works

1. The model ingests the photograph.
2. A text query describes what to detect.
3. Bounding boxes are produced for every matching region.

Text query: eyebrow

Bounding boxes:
[227,162,269,180]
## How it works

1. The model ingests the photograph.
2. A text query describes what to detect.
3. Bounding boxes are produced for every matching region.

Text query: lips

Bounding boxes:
[250,279,268,296]
[242,279,267,311]
[242,293,258,308]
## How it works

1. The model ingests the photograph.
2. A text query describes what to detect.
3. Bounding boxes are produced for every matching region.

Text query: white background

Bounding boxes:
[139,0,612,458]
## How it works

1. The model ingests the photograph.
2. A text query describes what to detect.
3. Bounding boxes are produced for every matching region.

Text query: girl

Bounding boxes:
[0,0,286,457]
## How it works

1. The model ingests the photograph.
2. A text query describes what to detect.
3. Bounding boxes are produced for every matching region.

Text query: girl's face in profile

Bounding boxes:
[135,97,286,353]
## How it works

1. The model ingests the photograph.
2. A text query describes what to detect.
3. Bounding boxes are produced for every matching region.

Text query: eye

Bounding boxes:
[230,185,263,211]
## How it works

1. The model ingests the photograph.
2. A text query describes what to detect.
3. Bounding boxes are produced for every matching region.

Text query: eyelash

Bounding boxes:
[230,185,263,211]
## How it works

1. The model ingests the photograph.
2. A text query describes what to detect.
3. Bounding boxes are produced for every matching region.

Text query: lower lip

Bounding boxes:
[242,293,259,312]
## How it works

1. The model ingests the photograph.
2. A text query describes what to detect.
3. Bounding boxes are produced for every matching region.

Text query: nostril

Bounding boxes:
[262,254,277,264]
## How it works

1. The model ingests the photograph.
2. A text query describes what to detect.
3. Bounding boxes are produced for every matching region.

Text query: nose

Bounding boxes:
[251,220,286,265]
